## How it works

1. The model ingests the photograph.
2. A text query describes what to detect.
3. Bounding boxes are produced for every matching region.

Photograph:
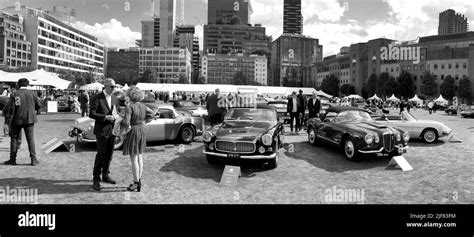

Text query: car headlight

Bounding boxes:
[203,131,213,142]
[262,134,273,146]
[364,134,374,144]
[396,133,401,141]
[403,132,410,142]
[374,134,380,143]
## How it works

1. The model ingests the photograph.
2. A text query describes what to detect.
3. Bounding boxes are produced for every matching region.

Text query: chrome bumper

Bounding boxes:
[203,151,277,159]
[358,145,409,154]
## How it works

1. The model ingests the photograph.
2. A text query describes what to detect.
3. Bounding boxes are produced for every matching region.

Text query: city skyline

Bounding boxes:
[0,0,473,56]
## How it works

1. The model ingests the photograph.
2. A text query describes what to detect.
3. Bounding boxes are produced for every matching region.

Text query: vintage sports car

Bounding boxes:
[372,111,452,143]
[267,100,290,124]
[69,103,204,149]
[169,100,208,117]
[202,104,284,169]
[307,107,409,161]
[460,106,474,118]
[444,106,458,115]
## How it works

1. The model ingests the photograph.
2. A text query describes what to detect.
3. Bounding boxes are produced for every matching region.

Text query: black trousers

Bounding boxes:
[10,124,34,160]
[93,135,115,182]
[289,112,300,132]
[209,113,223,126]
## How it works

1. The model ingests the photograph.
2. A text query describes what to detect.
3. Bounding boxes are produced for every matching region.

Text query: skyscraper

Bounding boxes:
[208,0,252,25]
[438,9,468,35]
[283,0,303,34]
[160,0,176,47]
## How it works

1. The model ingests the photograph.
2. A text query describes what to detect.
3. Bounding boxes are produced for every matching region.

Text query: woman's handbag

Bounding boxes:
[112,116,131,137]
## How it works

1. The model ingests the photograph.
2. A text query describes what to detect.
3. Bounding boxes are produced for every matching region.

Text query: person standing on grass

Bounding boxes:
[78,90,90,117]
[89,78,121,191]
[121,86,154,192]
[206,88,225,126]
[3,78,40,166]
[287,91,300,135]
[297,89,306,131]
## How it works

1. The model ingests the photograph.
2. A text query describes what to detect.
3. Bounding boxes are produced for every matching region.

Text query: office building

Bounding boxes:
[159,0,176,47]
[283,0,303,34]
[201,54,267,85]
[0,11,32,68]
[438,9,468,35]
[271,34,323,87]
[3,6,104,75]
[208,0,253,25]
[204,24,271,55]
[141,18,160,48]
[139,47,192,83]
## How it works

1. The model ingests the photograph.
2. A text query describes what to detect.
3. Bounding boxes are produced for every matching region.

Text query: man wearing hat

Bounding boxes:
[297,89,307,132]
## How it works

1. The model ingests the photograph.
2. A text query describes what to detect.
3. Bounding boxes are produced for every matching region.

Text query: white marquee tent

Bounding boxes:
[368,94,382,101]
[386,94,400,102]
[80,82,104,91]
[433,95,448,105]
[0,69,72,90]
[409,95,423,103]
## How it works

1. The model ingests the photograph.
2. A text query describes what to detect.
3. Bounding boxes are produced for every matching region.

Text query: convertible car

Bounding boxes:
[69,103,204,149]
[307,107,410,161]
[372,111,452,143]
[202,104,284,169]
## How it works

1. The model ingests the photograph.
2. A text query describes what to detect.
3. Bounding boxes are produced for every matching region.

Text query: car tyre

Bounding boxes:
[421,128,438,143]
[343,138,360,162]
[308,127,318,146]
[179,126,195,144]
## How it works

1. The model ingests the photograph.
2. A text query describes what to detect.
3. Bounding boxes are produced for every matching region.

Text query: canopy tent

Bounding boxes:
[0,69,72,90]
[368,94,382,101]
[433,95,448,105]
[80,82,104,91]
[122,84,130,90]
[386,94,400,102]
[345,94,363,100]
[409,95,423,102]
[316,90,333,99]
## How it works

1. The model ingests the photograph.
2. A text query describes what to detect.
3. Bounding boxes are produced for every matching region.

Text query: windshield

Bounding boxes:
[224,108,277,122]
[402,112,417,121]
[335,110,374,123]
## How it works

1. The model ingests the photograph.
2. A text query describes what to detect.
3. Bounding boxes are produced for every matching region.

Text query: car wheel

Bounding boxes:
[114,135,124,150]
[421,128,438,143]
[308,127,318,146]
[206,155,219,165]
[267,152,279,169]
[179,126,195,144]
[343,138,360,162]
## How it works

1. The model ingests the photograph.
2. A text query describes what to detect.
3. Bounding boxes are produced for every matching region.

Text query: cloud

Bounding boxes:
[73,19,141,49]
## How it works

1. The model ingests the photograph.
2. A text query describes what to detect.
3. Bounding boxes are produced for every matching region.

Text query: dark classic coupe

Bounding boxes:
[202,104,284,169]
[307,107,410,161]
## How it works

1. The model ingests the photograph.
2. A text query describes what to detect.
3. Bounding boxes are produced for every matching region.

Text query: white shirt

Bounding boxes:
[292,97,298,112]
[313,98,317,106]
[104,91,112,110]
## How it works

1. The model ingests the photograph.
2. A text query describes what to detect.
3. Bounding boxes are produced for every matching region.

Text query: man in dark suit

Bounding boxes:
[89,78,121,191]
[206,89,225,126]
[297,89,307,132]
[287,92,300,135]
[308,92,321,119]
[3,78,40,166]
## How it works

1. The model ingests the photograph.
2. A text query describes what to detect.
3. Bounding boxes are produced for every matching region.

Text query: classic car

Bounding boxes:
[170,100,208,117]
[307,107,409,161]
[202,104,284,169]
[372,111,452,143]
[69,103,204,149]
[444,106,458,115]
[459,106,474,118]
[267,100,290,124]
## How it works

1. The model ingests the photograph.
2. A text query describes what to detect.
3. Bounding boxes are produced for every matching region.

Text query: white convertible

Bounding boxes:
[373,111,452,143]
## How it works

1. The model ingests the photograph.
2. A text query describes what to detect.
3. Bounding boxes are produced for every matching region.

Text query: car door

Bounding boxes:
[318,112,338,144]
[145,108,178,141]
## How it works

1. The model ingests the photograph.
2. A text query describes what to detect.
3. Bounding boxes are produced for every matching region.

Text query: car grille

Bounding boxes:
[215,141,256,154]
[382,132,395,152]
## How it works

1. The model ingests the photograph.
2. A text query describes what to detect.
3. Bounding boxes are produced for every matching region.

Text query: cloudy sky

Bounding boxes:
[2,0,473,56]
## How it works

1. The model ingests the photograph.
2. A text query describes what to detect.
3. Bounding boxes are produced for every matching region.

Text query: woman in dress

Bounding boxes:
[121,86,151,192]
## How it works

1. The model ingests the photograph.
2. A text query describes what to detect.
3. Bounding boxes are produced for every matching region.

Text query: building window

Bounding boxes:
[434,64,438,70]
[414,76,417,81]
[441,75,444,80]
[448,64,451,69]
[463,63,467,69]
[455,63,459,69]
[414,65,418,71]
[441,64,444,69]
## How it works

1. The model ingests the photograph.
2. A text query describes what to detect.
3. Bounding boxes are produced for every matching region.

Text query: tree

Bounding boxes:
[233,71,248,85]
[138,69,155,83]
[193,75,206,84]
[383,77,399,98]
[178,74,188,84]
[439,75,456,101]
[57,69,75,82]
[398,71,414,99]
[321,74,339,97]
[340,84,355,96]
[420,71,437,98]
[376,72,390,97]
[0,65,36,72]
[458,76,471,104]
[365,73,378,97]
